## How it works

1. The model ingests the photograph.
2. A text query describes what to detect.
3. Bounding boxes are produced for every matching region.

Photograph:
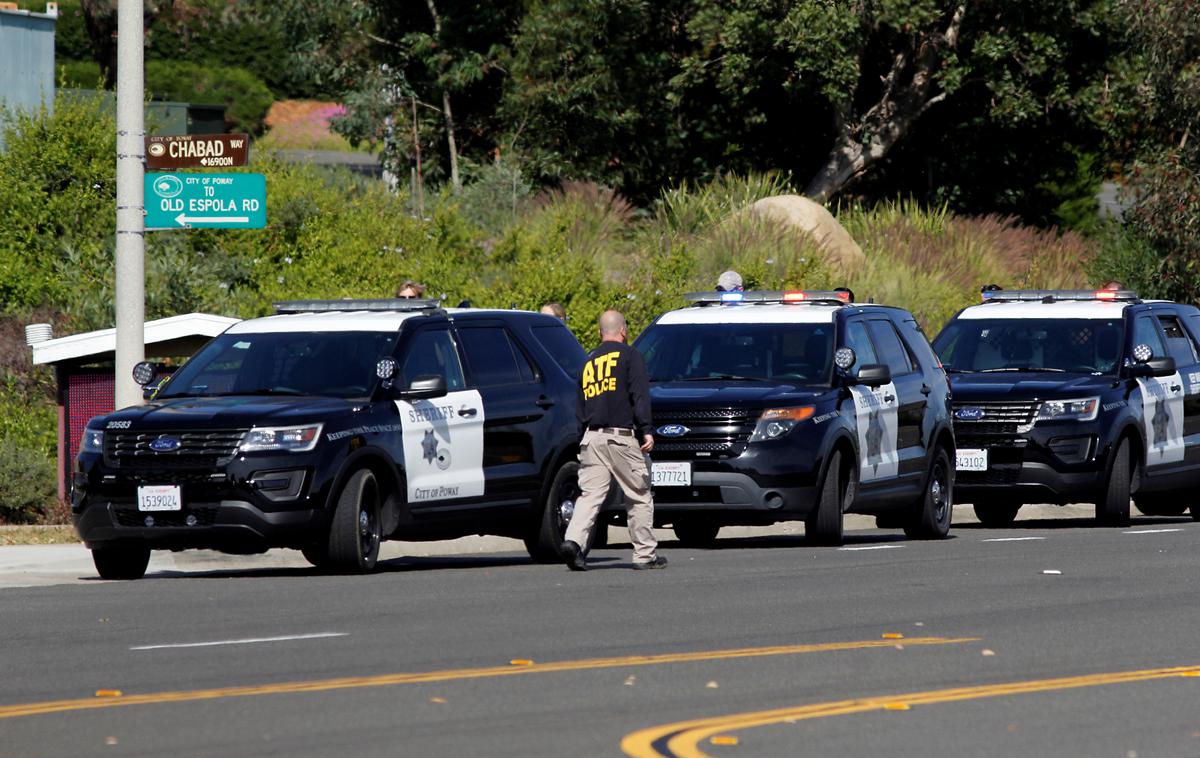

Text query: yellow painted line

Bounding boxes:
[0,636,974,721]
[621,663,1200,758]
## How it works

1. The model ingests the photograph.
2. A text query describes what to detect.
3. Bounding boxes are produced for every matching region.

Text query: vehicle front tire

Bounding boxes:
[327,469,382,573]
[904,447,953,540]
[807,450,847,546]
[1096,438,1132,527]
[301,542,332,569]
[526,461,593,563]
[92,545,151,580]
[673,520,720,548]
[972,501,1021,527]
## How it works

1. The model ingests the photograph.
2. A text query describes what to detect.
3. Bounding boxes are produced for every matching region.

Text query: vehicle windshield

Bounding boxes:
[158,331,398,399]
[933,318,1124,374]
[636,323,833,384]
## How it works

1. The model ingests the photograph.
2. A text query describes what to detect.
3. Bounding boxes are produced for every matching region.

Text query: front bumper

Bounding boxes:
[954,425,1108,504]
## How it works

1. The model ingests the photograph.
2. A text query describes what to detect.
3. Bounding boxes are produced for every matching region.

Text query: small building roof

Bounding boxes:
[31,313,240,366]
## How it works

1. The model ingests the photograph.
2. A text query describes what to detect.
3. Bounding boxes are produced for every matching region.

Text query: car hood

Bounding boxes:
[650,381,825,411]
[98,395,357,430]
[947,372,1114,401]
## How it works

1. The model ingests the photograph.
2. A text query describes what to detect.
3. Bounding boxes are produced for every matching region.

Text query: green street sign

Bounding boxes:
[145,172,267,229]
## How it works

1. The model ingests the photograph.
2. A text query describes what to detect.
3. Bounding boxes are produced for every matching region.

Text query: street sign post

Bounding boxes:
[144,172,267,229]
[144,134,250,170]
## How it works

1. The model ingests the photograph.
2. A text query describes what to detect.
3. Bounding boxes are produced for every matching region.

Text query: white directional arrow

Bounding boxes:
[200,158,209,166]
[175,213,250,226]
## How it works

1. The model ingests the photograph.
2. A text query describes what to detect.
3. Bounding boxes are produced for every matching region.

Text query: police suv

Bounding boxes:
[631,290,955,546]
[73,300,587,579]
[932,289,1200,526]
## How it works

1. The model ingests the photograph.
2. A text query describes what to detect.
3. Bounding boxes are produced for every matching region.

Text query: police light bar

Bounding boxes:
[979,289,1140,303]
[685,290,852,306]
[273,299,443,314]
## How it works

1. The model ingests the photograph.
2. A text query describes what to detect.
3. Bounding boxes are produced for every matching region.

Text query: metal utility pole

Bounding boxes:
[114,0,145,408]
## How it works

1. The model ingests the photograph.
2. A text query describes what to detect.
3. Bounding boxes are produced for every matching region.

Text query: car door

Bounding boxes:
[1130,312,1184,469]
[1154,307,1200,470]
[842,317,900,487]
[394,324,486,509]
[456,320,553,506]
[867,317,927,489]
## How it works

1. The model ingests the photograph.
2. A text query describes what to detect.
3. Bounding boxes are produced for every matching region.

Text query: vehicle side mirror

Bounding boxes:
[1127,356,1176,378]
[853,364,892,387]
[399,374,447,400]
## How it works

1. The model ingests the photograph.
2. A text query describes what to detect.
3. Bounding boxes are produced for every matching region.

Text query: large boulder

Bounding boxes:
[746,195,866,273]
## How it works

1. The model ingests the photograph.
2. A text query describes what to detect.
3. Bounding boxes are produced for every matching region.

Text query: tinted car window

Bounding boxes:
[637,323,833,383]
[1133,316,1167,359]
[1156,315,1199,365]
[933,319,1124,374]
[867,319,914,375]
[400,328,466,390]
[159,331,397,399]
[844,321,879,368]
[531,324,587,379]
[459,327,535,387]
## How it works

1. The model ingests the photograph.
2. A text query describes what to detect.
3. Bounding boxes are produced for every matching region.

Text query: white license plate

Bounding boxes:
[956,448,988,472]
[652,461,692,487]
[138,485,182,512]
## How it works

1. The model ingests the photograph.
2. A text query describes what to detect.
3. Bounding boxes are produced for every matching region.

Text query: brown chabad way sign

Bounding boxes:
[145,134,250,170]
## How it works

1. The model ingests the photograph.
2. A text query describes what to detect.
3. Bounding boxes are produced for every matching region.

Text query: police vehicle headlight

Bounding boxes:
[749,407,815,442]
[240,424,324,453]
[1036,397,1099,423]
[79,429,104,454]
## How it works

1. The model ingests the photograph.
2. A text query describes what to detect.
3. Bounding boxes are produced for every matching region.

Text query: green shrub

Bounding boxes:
[58,60,104,89]
[0,439,57,524]
[145,60,275,134]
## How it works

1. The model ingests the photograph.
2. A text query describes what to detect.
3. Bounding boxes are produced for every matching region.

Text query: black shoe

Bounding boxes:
[632,555,668,570]
[562,540,587,571]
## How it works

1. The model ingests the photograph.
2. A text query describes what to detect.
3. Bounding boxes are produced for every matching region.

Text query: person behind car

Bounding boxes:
[396,280,426,298]
[540,302,566,321]
[716,270,744,292]
[561,310,666,571]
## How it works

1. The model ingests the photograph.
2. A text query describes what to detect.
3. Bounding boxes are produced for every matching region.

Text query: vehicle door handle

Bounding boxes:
[1171,384,1182,393]
[920,384,932,396]
[535,395,556,409]
[457,406,478,418]
[884,394,896,403]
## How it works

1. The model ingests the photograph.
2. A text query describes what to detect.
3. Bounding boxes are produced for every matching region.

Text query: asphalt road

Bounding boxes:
[3,505,1200,757]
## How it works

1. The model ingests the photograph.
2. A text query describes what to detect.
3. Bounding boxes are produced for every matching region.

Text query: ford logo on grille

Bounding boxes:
[657,424,691,437]
[954,407,986,421]
[148,436,182,452]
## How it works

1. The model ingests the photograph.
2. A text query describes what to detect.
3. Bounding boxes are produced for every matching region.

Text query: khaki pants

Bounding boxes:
[564,429,658,563]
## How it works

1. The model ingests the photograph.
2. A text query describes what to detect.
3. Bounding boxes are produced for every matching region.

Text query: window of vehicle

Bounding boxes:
[458,326,537,387]
[636,323,834,384]
[1132,316,1167,359]
[399,328,466,390]
[1156,314,1199,365]
[531,324,587,379]
[932,318,1125,374]
[158,331,398,399]
[843,320,879,368]
[867,319,915,375]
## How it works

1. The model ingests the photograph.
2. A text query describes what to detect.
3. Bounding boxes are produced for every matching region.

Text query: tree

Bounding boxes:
[78,0,168,88]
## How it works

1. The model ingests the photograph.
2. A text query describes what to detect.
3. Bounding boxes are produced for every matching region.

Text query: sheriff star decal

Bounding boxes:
[422,429,439,465]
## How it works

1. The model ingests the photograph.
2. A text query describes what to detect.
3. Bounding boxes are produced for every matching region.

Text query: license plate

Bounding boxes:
[652,461,692,487]
[138,485,182,512]
[956,448,988,472]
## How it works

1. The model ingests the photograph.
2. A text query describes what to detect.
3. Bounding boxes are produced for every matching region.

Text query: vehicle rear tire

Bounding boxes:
[1096,438,1132,527]
[327,469,382,573]
[1133,495,1188,517]
[904,447,953,540]
[673,520,720,548]
[972,501,1021,527]
[92,545,151,580]
[526,461,593,563]
[807,450,846,546]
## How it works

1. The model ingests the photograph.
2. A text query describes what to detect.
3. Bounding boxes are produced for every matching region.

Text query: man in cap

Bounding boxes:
[561,310,667,571]
[716,270,744,292]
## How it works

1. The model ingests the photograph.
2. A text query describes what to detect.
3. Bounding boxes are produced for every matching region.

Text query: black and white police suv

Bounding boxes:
[630,290,955,546]
[73,299,588,579]
[932,288,1200,526]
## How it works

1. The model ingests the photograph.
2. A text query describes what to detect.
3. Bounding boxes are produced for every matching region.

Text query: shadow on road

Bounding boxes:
[954,515,1193,531]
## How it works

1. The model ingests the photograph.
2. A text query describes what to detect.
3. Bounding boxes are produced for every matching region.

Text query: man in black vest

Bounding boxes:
[561,310,667,571]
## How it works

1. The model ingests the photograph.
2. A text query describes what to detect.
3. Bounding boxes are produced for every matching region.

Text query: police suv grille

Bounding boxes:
[652,409,757,460]
[113,505,220,528]
[951,401,1040,434]
[105,429,248,468]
